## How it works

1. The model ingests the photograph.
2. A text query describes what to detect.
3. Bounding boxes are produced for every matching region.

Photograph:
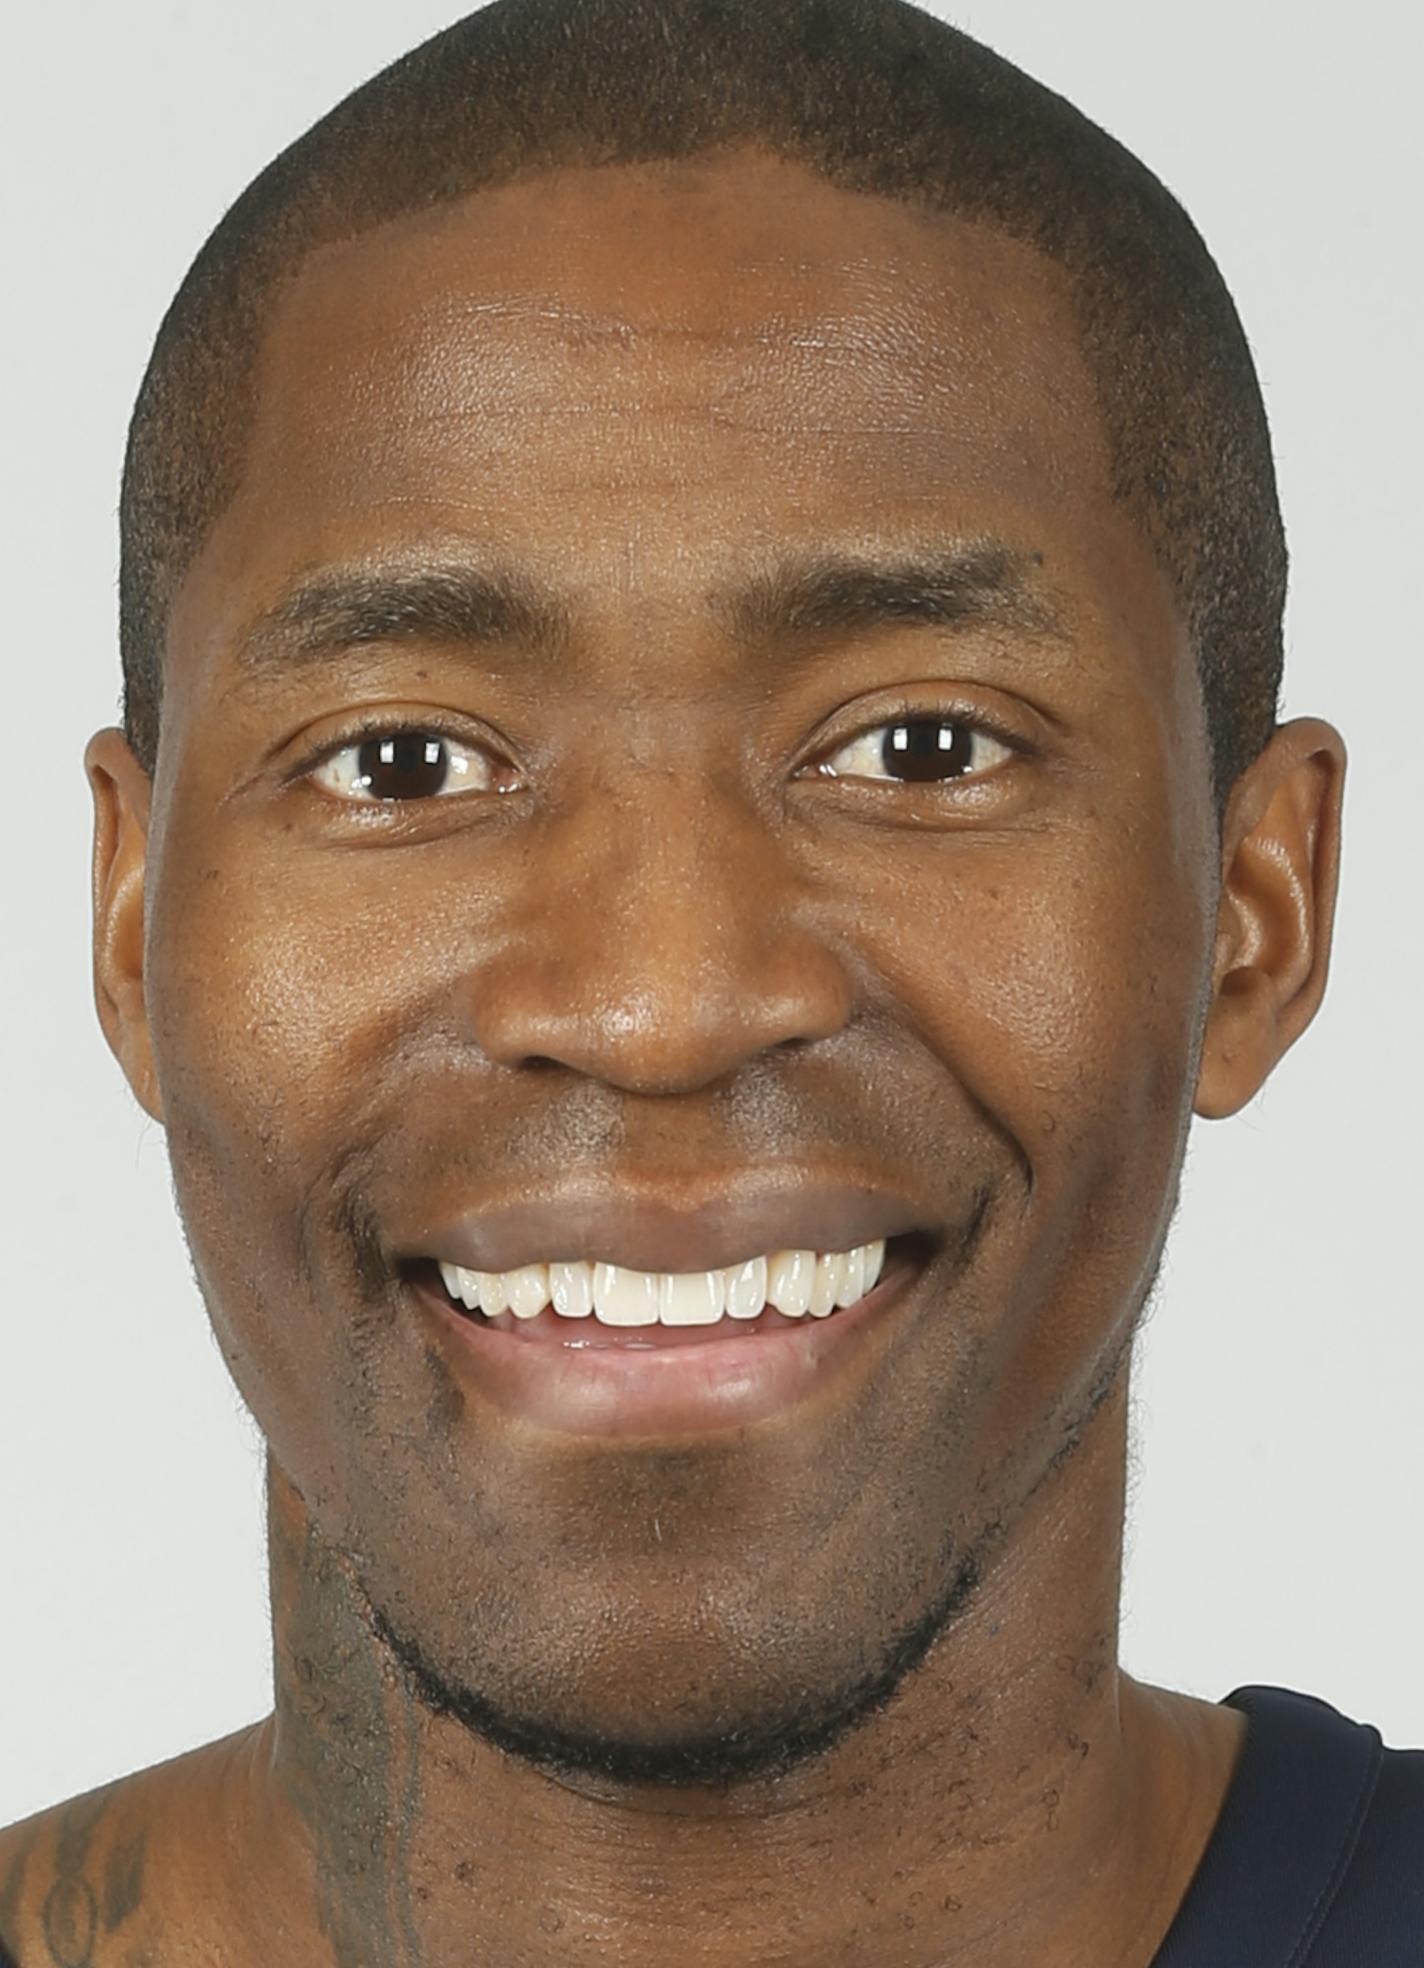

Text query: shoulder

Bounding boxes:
[1322,1729,1424,1947]
[0,1725,261,1968]
[0,1765,172,1968]
[0,1777,132,1964]
[1219,1685,1424,1963]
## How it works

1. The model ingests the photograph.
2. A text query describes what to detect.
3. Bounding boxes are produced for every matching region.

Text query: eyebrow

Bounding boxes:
[714,541,1067,648]
[235,559,571,675]
[231,539,1068,682]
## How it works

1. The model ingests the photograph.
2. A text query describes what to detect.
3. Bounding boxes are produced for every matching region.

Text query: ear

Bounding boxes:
[85,727,163,1123]
[1194,717,1347,1119]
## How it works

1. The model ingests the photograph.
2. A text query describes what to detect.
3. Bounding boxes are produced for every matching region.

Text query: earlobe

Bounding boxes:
[1193,718,1346,1119]
[85,726,164,1124]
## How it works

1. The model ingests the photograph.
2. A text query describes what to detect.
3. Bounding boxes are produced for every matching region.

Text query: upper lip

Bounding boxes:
[409,1173,938,1276]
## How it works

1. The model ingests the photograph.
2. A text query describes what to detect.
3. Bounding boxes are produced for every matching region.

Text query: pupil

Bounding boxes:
[884,719,973,782]
[357,734,448,800]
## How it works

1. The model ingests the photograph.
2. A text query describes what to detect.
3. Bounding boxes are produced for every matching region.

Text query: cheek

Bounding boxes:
[148,817,540,1544]
[885,810,1210,1216]
[861,810,1212,1471]
[144,820,451,1498]
[148,829,431,1166]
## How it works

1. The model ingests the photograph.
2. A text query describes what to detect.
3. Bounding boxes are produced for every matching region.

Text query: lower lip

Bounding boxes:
[411,1252,926,1440]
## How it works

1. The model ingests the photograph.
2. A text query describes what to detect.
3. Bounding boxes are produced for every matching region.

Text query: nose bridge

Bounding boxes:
[464,766,854,1092]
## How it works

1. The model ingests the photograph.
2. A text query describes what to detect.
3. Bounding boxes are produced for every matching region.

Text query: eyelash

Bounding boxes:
[291,700,1027,801]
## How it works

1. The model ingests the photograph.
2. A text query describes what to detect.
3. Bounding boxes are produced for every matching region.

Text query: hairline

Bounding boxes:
[121,6,1283,830]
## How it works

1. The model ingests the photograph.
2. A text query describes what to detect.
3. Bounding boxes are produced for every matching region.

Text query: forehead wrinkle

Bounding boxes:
[398,291,941,359]
[277,220,1077,422]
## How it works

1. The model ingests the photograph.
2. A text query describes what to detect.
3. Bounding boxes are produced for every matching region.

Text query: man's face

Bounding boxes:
[125,151,1220,1783]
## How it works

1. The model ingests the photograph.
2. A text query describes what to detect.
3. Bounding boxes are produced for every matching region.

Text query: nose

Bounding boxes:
[459,769,855,1095]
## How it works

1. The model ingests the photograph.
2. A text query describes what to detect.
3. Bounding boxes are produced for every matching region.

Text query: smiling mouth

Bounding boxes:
[403,1231,935,1349]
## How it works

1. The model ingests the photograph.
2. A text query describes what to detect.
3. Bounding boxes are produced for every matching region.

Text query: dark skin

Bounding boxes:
[1,149,1344,1966]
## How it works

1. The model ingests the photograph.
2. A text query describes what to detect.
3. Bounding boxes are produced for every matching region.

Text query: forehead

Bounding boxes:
[256,154,1102,520]
[179,147,1178,696]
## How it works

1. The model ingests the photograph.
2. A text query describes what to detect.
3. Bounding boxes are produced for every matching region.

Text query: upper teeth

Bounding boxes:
[436,1240,887,1327]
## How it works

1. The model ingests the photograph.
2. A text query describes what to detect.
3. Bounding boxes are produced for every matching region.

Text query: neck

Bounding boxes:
[222,1374,1237,1968]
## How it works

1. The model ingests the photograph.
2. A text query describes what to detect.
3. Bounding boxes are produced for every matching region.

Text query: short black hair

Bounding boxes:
[120,0,1286,819]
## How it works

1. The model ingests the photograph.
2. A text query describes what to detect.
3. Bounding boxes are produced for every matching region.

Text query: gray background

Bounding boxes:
[2,0,1419,1828]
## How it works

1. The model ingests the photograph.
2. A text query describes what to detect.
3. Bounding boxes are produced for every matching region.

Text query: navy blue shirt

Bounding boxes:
[1,1684,1419,1966]
[1151,1683,1424,1963]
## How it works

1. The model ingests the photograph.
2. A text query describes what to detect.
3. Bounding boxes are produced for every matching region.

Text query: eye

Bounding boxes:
[813,708,1015,787]
[308,729,510,802]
